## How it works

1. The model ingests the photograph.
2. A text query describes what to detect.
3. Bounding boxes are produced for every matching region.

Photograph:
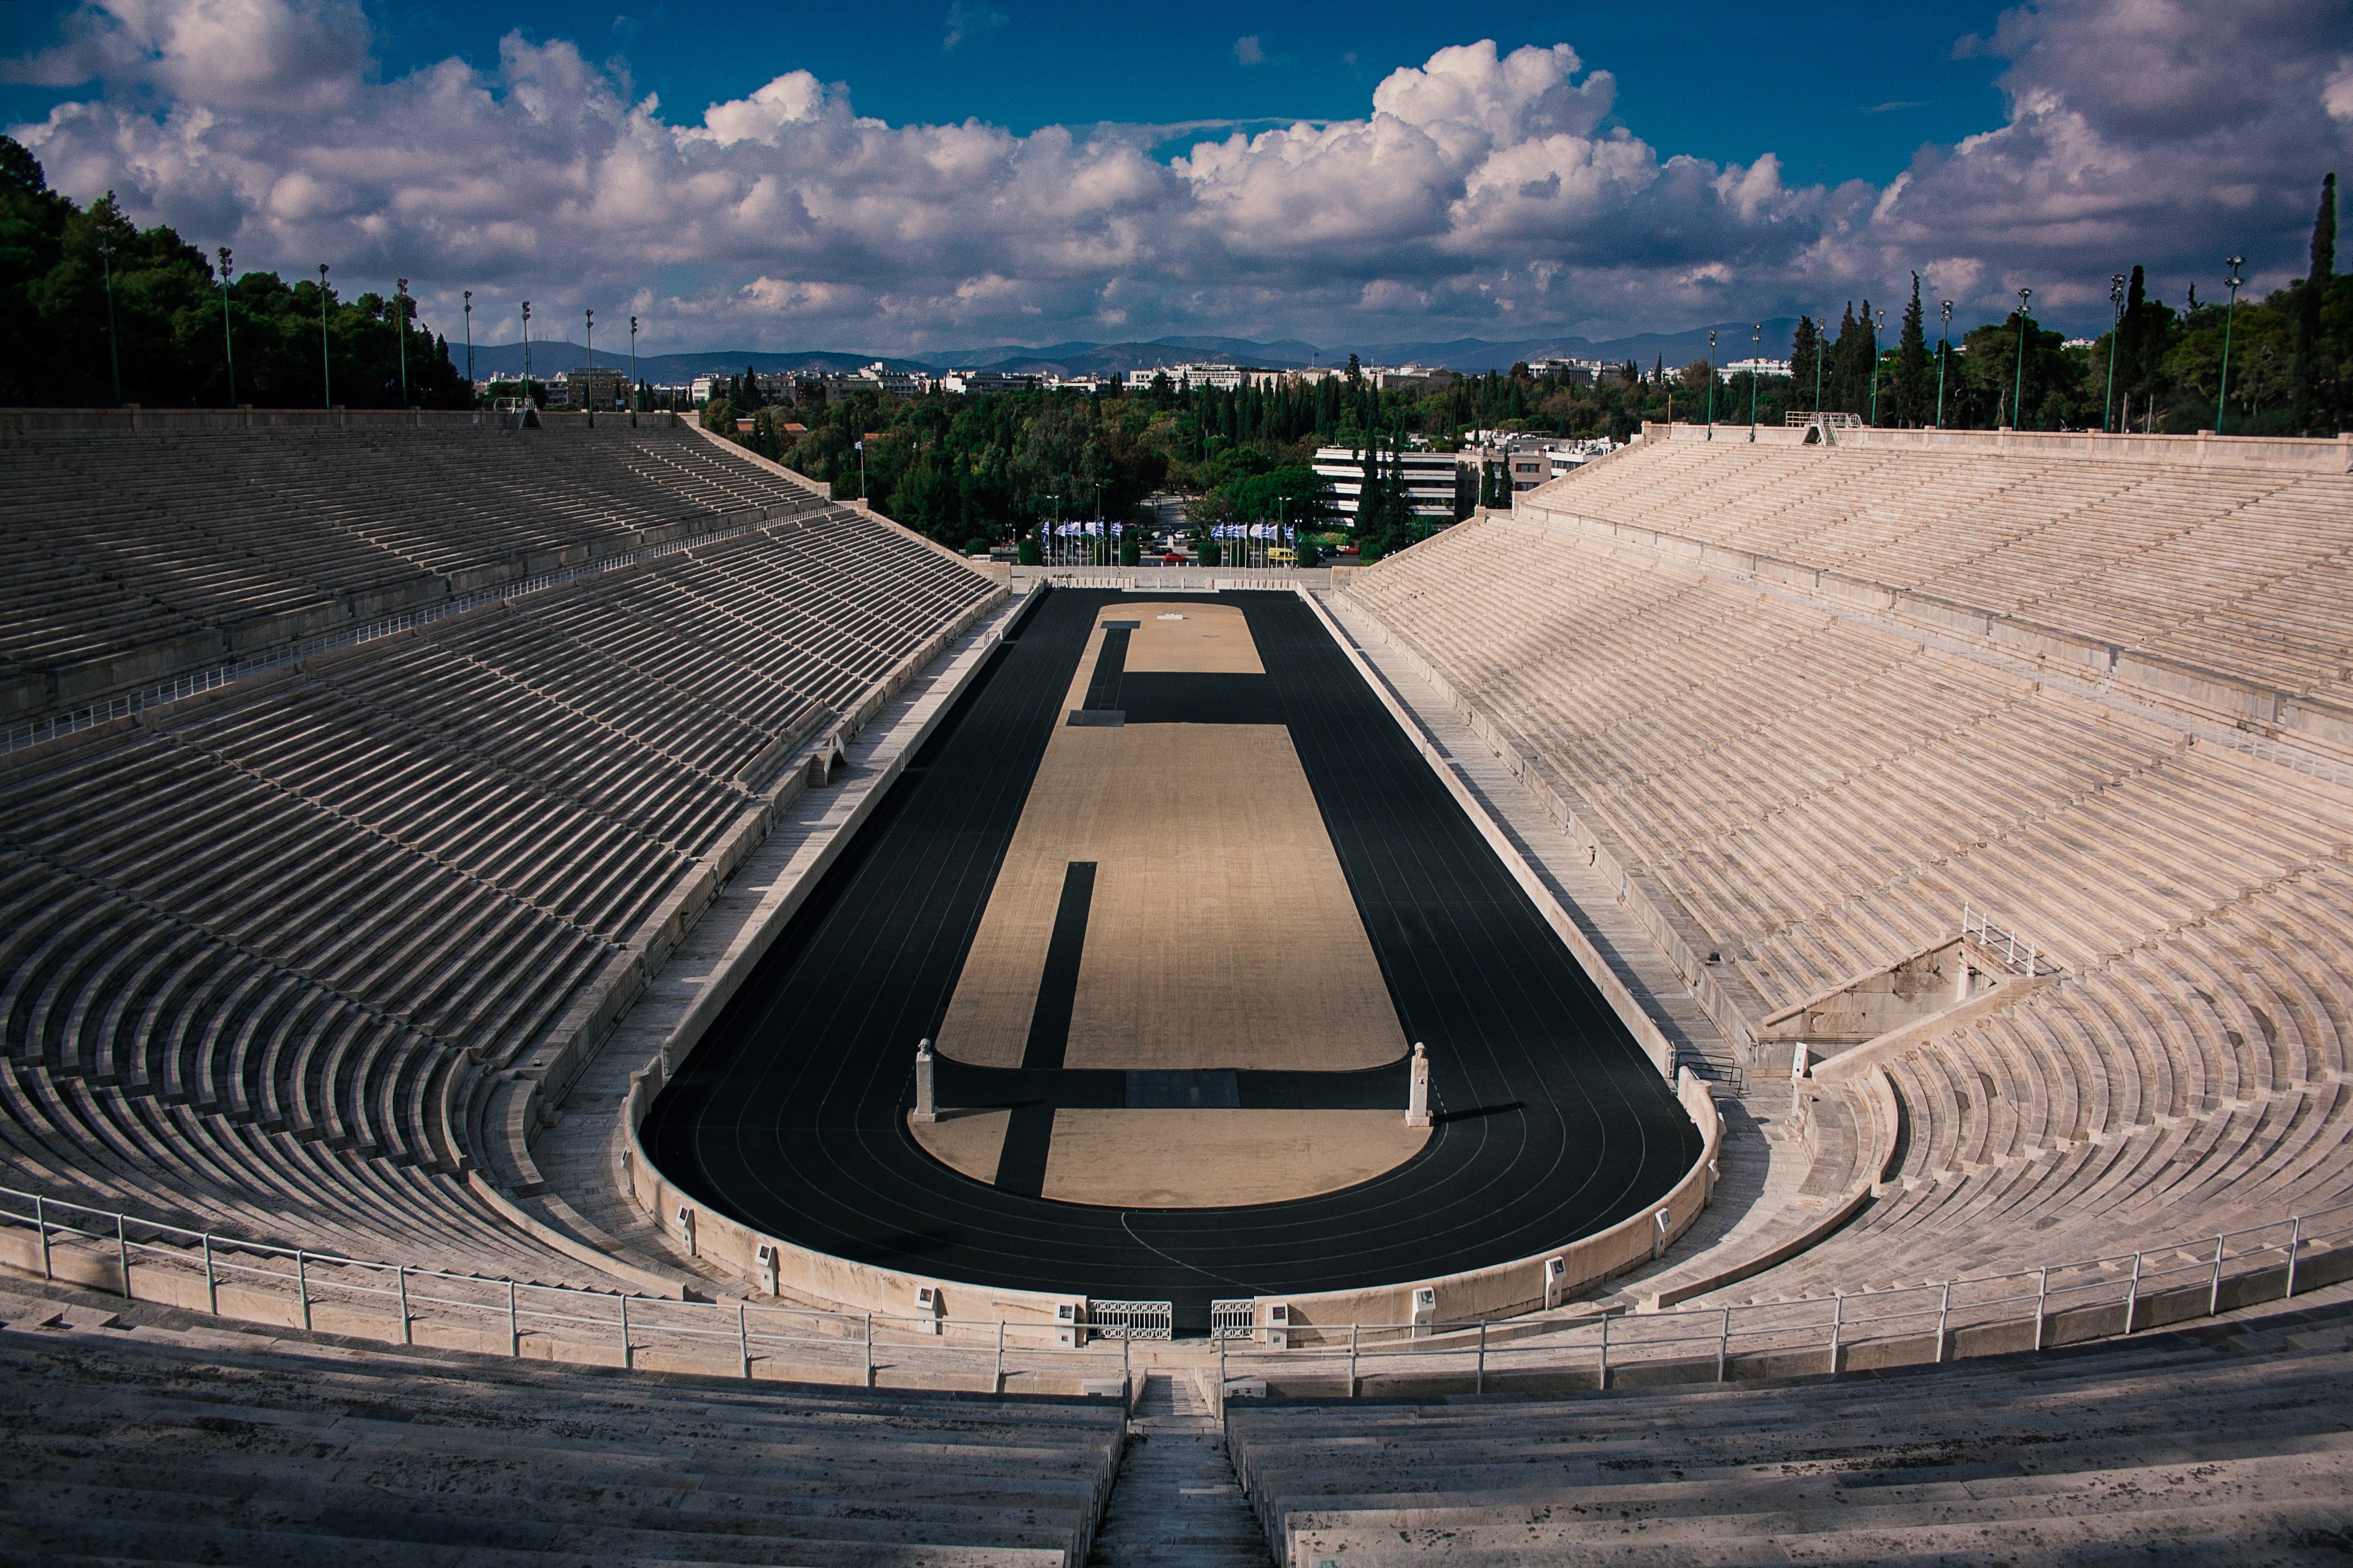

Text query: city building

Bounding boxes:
[552,366,629,410]
[1312,444,1468,523]
[1526,358,1608,383]
[1722,358,1794,379]
[941,369,1043,395]
[855,362,933,398]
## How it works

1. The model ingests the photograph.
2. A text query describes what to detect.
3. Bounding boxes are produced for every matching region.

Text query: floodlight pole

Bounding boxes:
[216,247,236,406]
[1868,309,1885,426]
[1937,301,1952,429]
[2103,273,2126,433]
[1811,314,1824,415]
[318,263,332,408]
[2216,256,2244,433]
[1706,329,1716,439]
[1748,323,1760,442]
[629,315,639,427]
[2011,287,2032,429]
[584,308,594,426]
[395,277,410,408]
[463,290,473,397]
[521,301,532,407]
[98,233,122,407]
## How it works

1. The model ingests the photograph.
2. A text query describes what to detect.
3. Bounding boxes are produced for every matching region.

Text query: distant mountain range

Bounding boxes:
[458,323,1808,384]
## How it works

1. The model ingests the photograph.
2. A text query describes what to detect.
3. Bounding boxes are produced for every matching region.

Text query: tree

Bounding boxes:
[738,362,764,412]
[2291,172,2337,433]
[1892,275,1931,427]
[1787,317,1821,412]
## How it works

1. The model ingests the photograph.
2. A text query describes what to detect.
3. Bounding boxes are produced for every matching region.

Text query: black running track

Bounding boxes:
[642,588,1700,1332]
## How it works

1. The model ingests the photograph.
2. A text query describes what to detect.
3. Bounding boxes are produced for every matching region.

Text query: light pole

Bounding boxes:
[583,308,594,425]
[629,315,639,427]
[520,300,532,408]
[395,277,409,408]
[2216,256,2244,433]
[216,247,235,406]
[97,234,122,406]
[2010,287,2032,429]
[1748,322,1761,441]
[1868,308,1886,426]
[1935,300,1953,429]
[317,262,332,408]
[2103,273,2126,433]
[1706,329,1716,440]
[1813,314,1827,416]
[463,290,473,396]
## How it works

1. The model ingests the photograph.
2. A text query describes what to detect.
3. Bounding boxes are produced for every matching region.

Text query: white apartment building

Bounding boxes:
[1312,444,1466,523]
[941,369,1043,395]
[1121,362,1253,391]
[1722,358,1793,379]
[1526,358,1607,383]
[855,362,932,397]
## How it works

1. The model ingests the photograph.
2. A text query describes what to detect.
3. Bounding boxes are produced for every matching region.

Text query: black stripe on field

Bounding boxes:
[1020,862,1097,1072]
[642,588,1699,1334]
[1083,628,1129,709]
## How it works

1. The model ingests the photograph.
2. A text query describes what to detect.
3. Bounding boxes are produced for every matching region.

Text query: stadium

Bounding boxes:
[5,405,2353,1565]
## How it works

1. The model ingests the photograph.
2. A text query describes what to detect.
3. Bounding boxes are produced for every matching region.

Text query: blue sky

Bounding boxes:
[4,0,2346,353]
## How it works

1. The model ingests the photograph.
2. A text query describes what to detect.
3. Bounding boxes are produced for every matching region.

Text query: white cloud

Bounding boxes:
[5,0,2347,351]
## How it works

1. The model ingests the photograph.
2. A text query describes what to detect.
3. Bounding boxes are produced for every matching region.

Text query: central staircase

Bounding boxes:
[1089,1371,1272,1566]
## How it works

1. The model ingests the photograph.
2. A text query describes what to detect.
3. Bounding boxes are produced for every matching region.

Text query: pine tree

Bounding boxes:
[2291,173,2337,434]
[1831,303,1866,415]
[739,361,764,412]
[1893,275,1931,427]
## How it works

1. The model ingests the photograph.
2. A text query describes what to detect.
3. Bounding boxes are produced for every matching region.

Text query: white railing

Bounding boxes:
[2225,731,2353,789]
[9,1181,2350,1402]
[1960,900,2044,976]
[0,1186,1135,1394]
[1212,1197,2353,1400]
[3,497,852,756]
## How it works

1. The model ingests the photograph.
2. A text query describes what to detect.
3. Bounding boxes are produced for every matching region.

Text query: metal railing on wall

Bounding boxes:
[0,1186,1132,1394]
[3,497,857,756]
[6,1183,2348,1402]
[1212,1197,2353,1403]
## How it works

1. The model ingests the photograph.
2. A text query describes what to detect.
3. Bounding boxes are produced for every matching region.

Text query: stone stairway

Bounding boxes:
[1089,1371,1271,1567]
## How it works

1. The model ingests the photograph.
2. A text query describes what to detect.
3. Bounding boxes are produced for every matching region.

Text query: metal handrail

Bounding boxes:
[5,1182,2347,1398]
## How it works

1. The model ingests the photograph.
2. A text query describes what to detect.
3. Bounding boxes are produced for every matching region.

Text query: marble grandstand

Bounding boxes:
[6,408,2353,1566]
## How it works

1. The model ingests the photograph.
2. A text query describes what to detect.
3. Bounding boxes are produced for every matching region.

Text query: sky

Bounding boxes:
[2,0,2348,355]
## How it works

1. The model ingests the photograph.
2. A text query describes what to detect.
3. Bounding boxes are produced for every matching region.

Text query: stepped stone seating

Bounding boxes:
[1227,1307,2353,1565]
[1526,444,2353,703]
[0,425,999,1287]
[0,420,841,719]
[1346,445,2353,1293]
[0,1297,1125,1566]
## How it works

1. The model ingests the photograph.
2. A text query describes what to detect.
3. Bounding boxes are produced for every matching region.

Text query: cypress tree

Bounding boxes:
[1894,275,1931,427]
[2291,173,2337,434]
[1788,316,1822,412]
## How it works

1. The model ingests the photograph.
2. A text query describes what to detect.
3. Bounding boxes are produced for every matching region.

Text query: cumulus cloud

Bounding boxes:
[1232,35,1265,67]
[5,0,2346,350]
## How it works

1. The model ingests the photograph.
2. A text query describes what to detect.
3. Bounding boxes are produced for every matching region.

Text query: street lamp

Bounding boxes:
[318,262,332,408]
[629,315,639,427]
[2009,287,2032,429]
[1748,322,1761,441]
[1936,300,1952,429]
[1811,314,1826,416]
[584,308,594,425]
[395,277,409,408]
[463,291,473,402]
[2216,256,2244,433]
[1868,308,1886,426]
[520,300,532,408]
[217,247,235,407]
[97,233,122,407]
[2103,273,2126,433]
[1706,329,1716,440]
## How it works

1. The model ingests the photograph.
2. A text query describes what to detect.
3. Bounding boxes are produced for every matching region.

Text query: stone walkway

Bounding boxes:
[1089,1373,1271,1567]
